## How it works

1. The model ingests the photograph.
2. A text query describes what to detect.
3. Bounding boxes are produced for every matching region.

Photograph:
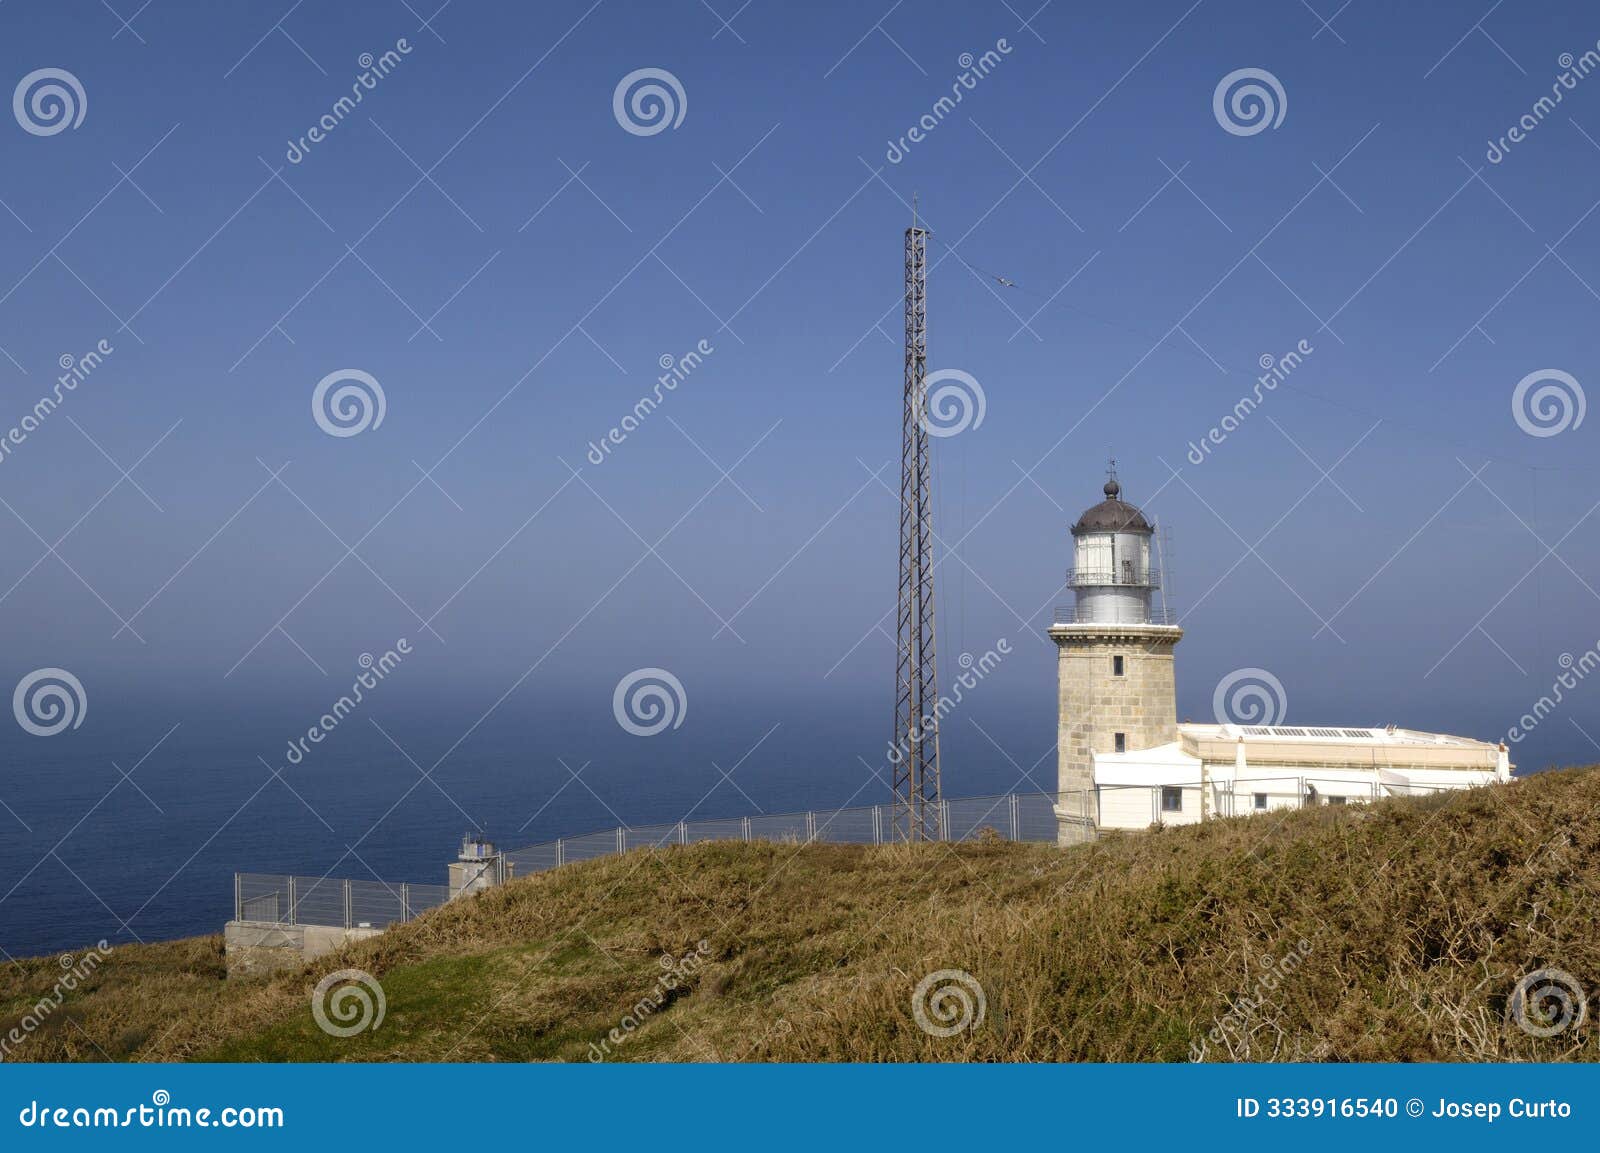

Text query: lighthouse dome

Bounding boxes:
[1070,477,1152,536]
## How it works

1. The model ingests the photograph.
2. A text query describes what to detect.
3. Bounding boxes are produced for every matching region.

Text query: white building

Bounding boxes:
[1050,470,1511,842]
[1092,722,1510,830]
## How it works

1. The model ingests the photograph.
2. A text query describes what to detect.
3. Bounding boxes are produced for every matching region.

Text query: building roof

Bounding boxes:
[1178,723,1500,748]
[1090,738,1506,790]
[1172,722,1508,772]
[1071,477,1153,536]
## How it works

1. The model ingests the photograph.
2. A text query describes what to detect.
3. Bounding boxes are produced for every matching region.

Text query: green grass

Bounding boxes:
[4,766,1599,1062]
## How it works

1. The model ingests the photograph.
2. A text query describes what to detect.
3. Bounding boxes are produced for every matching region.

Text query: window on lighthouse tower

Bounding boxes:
[1112,655,1125,677]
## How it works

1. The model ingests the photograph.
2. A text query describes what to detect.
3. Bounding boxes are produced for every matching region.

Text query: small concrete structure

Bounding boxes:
[224,832,512,977]
[224,921,384,977]
[448,833,507,898]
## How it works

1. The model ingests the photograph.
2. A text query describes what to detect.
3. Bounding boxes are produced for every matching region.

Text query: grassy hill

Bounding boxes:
[5,766,1599,1062]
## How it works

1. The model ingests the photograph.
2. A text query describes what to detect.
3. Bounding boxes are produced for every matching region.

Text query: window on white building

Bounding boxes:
[1112,655,1124,677]
[1160,786,1182,813]
[1253,793,1268,811]
[1114,732,1126,753]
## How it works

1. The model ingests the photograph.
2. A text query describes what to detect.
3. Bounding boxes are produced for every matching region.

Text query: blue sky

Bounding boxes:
[2,0,1600,949]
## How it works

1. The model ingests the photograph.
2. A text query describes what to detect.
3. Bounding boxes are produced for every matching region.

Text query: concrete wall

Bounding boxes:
[224,920,384,978]
[1100,783,1174,828]
[224,921,305,978]
[1051,623,1182,844]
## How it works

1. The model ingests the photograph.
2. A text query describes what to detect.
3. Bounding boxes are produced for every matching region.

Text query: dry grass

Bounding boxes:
[5,766,1599,1062]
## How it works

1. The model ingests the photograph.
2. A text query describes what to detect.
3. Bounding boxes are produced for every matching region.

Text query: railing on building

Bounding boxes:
[1066,567,1160,589]
[1052,604,1178,626]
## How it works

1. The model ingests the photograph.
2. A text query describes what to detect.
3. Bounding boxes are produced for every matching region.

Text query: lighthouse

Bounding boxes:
[1050,467,1183,844]
[1047,468,1508,841]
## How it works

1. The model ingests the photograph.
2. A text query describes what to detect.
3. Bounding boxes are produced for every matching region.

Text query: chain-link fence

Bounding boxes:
[233,873,451,930]
[233,780,1472,930]
[233,791,1078,928]
[500,790,1075,875]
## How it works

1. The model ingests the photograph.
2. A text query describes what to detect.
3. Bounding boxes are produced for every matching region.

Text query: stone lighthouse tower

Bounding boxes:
[1050,468,1182,844]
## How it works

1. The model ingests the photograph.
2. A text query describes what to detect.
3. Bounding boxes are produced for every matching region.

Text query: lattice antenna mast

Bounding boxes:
[893,195,942,841]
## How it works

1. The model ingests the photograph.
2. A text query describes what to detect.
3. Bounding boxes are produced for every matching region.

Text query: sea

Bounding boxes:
[0,688,1050,959]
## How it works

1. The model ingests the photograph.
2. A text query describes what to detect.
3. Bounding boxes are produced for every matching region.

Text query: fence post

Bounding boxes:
[742,816,751,842]
[617,827,625,855]
[872,805,881,844]
[1009,794,1019,841]
[401,882,410,922]
[287,876,296,926]
[343,878,352,930]
[556,838,564,867]
[806,811,816,842]
[941,800,951,842]
[678,821,688,845]
[233,873,242,922]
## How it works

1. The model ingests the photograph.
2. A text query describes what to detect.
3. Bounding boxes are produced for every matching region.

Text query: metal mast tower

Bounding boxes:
[892,201,942,841]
